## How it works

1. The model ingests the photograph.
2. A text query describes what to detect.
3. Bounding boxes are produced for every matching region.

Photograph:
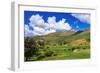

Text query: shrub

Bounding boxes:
[24,48,35,61]
[46,46,50,49]
[44,49,56,57]
[35,50,45,60]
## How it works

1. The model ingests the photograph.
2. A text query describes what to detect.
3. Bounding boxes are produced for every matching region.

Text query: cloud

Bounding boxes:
[71,13,90,24]
[24,25,33,37]
[48,16,56,24]
[47,17,71,30]
[29,14,48,28]
[25,14,72,37]
[57,18,71,30]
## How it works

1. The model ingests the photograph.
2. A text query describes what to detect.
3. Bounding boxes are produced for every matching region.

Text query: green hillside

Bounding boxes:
[24,30,90,61]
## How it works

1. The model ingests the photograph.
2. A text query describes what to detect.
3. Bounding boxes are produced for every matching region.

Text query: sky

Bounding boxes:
[24,11,90,37]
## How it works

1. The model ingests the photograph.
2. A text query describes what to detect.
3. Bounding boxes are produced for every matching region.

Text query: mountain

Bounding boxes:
[32,30,90,45]
[74,30,83,35]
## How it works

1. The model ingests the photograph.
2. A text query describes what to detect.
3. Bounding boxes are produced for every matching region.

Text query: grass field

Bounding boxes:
[38,46,90,61]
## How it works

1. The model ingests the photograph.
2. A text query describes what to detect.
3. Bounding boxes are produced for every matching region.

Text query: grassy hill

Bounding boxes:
[33,30,90,45]
[24,30,90,61]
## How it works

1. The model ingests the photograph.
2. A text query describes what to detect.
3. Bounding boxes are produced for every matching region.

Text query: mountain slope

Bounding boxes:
[33,30,90,46]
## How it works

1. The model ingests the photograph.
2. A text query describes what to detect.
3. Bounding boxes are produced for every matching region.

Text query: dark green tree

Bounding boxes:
[24,37,45,61]
[24,37,38,61]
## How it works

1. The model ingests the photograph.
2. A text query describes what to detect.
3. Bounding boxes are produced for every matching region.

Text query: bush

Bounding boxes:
[35,50,45,60]
[46,46,50,49]
[44,49,57,57]
[24,48,35,61]
[45,50,53,57]
[67,46,79,52]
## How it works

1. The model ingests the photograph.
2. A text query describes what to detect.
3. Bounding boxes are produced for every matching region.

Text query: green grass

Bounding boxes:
[38,47,90,60]
[28,45,90,61]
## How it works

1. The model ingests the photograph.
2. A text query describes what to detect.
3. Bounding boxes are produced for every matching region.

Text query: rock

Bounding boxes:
[73,49,78,52]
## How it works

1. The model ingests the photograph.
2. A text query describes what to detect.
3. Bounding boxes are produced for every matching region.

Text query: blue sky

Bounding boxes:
[24,11,90,37]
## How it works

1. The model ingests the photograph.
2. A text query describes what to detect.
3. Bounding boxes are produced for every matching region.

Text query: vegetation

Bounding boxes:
[24,30,90,61]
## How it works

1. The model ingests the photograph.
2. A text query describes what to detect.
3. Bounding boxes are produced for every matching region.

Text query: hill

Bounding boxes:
[33,30,90,45]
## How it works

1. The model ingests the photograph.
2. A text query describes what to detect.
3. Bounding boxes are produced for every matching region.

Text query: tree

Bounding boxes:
[24,37,38,61]
[37,39,45,49]
[24,37,46,61]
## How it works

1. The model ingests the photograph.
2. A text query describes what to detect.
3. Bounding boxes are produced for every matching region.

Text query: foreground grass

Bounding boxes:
[40,48,90,61]
[28,45,90,61]
[41,50,90,61]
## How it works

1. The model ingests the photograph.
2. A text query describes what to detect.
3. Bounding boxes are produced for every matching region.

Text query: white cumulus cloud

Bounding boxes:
[56,18,71,30]
[47,17,71,30]
[25,14,72,37]
[24,25,34,37]
[71,13,90,24]
[29,14,48,28]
